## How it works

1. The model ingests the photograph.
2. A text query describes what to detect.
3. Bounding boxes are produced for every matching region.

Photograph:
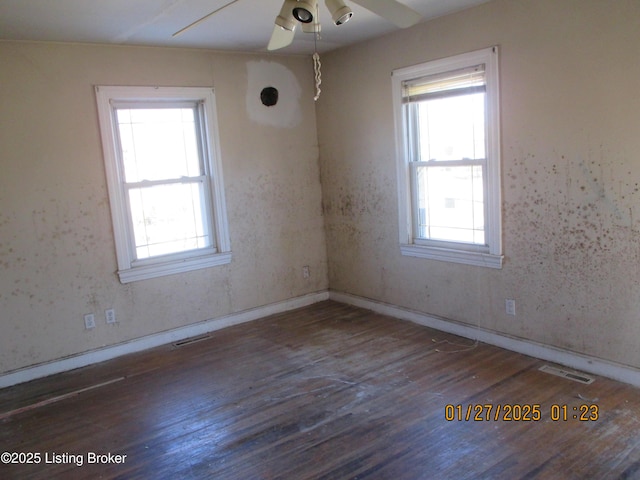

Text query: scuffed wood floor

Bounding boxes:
[1,300,639,479]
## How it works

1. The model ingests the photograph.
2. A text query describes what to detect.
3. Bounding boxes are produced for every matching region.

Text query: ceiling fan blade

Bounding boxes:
[268,25,296,50]
[351,0,421,28]
[172,0,242,37]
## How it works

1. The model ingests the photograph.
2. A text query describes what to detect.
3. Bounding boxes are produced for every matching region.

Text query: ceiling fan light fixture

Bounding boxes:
[292,0,316,23]
[275,14,296,31]
[325,0,353,25]
[275,0,298,31]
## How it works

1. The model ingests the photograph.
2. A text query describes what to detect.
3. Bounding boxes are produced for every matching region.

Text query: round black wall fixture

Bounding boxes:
[260,86,279,107]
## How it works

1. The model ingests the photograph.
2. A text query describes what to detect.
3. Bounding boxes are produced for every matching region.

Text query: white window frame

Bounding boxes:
[95,86,232,283]
[392,47,503,268]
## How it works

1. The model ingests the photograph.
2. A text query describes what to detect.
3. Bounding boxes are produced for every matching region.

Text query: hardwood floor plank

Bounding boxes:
[1,301,639,479]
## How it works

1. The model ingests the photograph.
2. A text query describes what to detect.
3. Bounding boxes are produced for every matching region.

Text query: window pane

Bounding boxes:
[128,182,211,259]
[117,108,201,182]
[416,92,485,161]
[415,165,485,244]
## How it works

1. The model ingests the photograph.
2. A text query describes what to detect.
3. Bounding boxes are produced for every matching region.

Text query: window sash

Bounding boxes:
[404,95,486,165]
[112,102,217,263]
[124,177,215,264]
[112,101,208,182]
[405,84,488,246]
[410,162,488,250]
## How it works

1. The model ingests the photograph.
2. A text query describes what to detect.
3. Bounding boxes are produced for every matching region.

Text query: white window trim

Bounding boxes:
[95,86,232,283]
[392,47,503,269]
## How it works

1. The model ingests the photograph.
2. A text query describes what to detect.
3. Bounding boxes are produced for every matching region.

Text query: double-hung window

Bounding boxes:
[392,47,503,268]
[95,86,231,283]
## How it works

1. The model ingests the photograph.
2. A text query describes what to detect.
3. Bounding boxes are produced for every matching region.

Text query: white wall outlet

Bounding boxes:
[105,308,116,324]
[505,299,516,316]
[84,313,96,329]
[302,265,310,279]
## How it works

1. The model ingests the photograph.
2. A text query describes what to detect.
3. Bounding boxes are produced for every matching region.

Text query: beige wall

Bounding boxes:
[3,0,640,378]
[0,42,328,374]
[318,0,640,369]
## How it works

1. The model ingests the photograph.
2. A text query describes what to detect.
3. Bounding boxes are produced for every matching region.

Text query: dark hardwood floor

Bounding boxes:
[1,300,639,479]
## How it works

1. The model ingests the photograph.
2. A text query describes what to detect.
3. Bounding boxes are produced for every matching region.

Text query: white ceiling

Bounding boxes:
[0,0,490,55]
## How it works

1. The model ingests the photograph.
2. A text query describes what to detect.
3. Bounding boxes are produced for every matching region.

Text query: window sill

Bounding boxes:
[118,251,232,283]
[400,244,503,269]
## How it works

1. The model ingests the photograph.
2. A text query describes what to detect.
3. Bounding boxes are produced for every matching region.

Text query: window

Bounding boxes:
[95,86,231,283]
[392,47,503,268]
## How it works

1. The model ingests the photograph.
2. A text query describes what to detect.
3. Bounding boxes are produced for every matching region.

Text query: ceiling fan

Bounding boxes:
[174,0,422,51]
[267,0,422,50]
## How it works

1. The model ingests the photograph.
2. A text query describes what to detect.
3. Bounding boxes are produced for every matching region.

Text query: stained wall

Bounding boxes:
[317,0,640,368]
[0,42,328,374]
[3,0,640,378]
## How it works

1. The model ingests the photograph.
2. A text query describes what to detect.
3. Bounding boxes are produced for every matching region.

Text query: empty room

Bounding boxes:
[1,0,640,478]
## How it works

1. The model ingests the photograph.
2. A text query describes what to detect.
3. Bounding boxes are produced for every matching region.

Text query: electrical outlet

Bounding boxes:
[84,313,96,329]
[302,266,310,279]
[105,308,116,324]
[505,299,516,316]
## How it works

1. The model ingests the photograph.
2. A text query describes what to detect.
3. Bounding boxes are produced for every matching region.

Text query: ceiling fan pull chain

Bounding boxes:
[313,52,322,101]
[311,1,321,101]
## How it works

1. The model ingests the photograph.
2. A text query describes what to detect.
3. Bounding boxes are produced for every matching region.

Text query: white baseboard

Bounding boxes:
[329,290,640,389]
[0,290,330,389]
[5,289,639,390]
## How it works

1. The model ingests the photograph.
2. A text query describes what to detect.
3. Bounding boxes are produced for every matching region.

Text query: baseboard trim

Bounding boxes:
[6,290,639,390]
[329,290,640,388]
[0,290,330,389]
